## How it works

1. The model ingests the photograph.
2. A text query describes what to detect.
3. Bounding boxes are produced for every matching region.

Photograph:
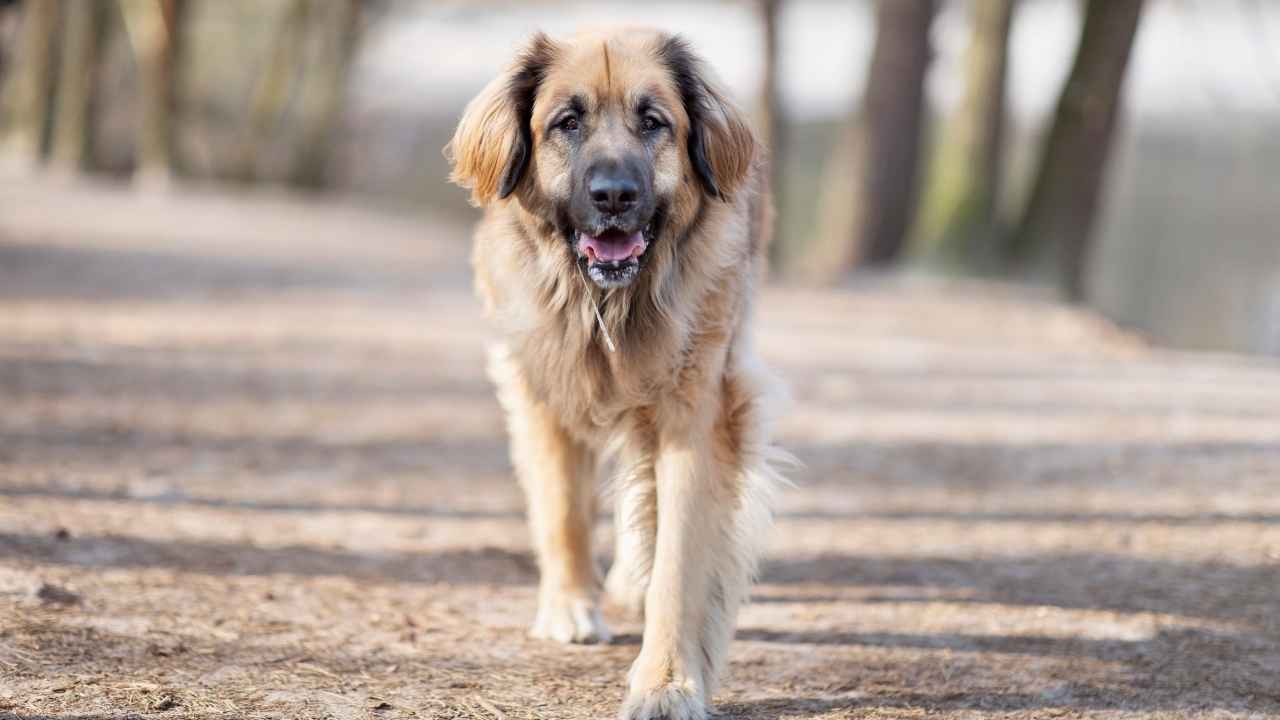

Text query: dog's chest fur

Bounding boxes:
[503,269,729,446]
[472,205,756,449]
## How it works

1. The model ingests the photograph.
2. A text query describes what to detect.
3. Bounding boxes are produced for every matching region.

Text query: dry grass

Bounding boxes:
[0,179,1277,720]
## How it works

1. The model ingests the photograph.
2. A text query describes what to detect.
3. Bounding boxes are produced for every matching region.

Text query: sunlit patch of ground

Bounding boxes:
[0,179,1277,719]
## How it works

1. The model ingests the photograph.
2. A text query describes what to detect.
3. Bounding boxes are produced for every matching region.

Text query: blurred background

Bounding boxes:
[1,0,1278,354]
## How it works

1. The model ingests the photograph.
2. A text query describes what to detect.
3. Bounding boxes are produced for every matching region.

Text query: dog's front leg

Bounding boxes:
[620,423,744,720]
[497,370,610,645]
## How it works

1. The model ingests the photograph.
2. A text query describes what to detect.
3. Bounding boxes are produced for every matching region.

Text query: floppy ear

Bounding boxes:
[658,36,756,201]
[446,34,557,206]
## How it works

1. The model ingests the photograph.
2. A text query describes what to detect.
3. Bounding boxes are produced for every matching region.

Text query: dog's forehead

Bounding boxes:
[537,34,680,114]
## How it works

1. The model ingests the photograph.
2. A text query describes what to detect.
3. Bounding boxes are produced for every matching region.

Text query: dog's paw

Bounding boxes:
[621,652,708,720]
[529,593,612,644]
[604,564,646,618]
[617,681,706,720]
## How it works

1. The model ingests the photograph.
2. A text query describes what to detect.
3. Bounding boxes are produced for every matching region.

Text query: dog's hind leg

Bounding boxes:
[605,450,655,618]
[490,348,610,645]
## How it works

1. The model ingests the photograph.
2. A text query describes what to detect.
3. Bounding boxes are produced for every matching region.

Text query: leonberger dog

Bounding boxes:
[447,28,786,720]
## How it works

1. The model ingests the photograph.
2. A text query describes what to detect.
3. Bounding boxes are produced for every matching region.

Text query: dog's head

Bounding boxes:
[447,30,755,289]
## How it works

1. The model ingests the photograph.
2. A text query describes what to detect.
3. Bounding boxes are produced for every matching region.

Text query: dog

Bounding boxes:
[447,28,786,720]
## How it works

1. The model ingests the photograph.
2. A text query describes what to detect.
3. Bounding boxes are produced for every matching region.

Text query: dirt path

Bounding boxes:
[1,180,1277,719]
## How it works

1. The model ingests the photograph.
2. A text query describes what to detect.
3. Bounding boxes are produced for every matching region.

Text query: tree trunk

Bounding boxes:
[233,0,310,183]
[0,4,19,81]
[1010,0,1144,301]
[757,0,786,269]
[50,0,104,173]
[0,0,58,172]
[289,0,361,190]
[119,0,183,185]
[805,0,936,280]
[911,0,1015,271]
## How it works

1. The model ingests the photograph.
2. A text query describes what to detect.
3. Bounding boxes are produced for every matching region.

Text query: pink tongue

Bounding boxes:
[579,231,646,263]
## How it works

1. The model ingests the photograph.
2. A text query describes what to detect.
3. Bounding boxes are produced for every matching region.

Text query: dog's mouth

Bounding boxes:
[579,229,647,264]
[573,221,655,289]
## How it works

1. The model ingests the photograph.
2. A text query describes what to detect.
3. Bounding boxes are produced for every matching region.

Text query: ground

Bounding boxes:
[0,179,1277,720]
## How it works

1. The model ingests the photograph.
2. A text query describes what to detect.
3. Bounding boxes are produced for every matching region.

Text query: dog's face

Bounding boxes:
[533,37,681,288]
[449,31,755,289]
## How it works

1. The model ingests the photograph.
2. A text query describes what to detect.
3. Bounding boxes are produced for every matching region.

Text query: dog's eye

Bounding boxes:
[640,115,665,133]
[557,116,580,133]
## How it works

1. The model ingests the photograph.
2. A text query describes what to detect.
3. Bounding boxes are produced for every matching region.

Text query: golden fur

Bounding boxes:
[448,29,785,720]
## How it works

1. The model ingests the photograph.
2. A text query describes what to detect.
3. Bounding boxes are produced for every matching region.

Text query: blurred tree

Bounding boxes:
[234,0,310,182]
[1009,0,1144,300]
[757,0,786,269]
[805,0,936,281]
[0,0,57,172]
[289,0,361,189]
[50,0,106,173]
[911,0,1016,271]
[119,0,184,185]
[0,1,19,81]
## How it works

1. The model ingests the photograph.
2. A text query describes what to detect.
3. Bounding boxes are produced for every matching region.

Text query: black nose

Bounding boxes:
[587,162,640,215]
